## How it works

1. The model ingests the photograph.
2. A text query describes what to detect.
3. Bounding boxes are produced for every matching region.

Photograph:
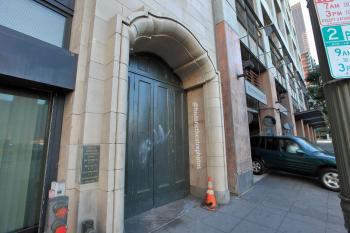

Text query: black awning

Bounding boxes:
[295,109,326,129]
[309,122,327,128]
[0,25,78,91]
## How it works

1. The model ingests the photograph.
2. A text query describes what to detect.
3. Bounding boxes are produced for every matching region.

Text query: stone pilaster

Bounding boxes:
[311,128,316,142]
[215,20,253,195]
[259,71,283,136]
[304,123,310,140]
[203,78,230,203]
[296,120,305,137]
[280,93,297,136]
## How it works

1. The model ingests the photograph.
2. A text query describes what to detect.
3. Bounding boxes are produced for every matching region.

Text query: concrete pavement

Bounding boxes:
[125,172,346,233]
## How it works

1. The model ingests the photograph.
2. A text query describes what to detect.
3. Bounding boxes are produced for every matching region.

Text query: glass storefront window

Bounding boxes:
[0,89,50,232]
[0,0,66,47]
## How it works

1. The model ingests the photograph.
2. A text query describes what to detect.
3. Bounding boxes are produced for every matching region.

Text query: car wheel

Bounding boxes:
[252,159,265,175]
[319,168,340,192]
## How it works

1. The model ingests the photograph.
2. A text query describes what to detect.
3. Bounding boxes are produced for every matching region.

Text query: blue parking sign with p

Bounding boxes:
[322,26,344,43]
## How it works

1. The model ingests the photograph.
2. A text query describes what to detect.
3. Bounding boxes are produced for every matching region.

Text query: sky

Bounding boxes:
[289,0,319,64]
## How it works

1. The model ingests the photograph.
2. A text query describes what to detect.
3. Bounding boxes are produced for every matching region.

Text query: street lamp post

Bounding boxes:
[306,1,350,232]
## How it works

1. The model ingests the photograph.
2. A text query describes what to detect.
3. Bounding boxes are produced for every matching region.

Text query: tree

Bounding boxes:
[306,68,327,115]
[306,68,330,138]
[307,71,322,85]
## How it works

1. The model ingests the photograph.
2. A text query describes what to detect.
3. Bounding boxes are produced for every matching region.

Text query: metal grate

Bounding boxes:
[245,69,260,88]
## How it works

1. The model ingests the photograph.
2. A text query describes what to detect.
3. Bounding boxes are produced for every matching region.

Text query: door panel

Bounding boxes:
[125,54,189,218]
[154,84,173,207]
[258,138,283,168]
[135,78,154,196]
[125,74,154,218]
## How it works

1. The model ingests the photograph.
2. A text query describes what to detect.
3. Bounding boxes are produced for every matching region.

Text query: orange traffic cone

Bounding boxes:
[203,177,217,211]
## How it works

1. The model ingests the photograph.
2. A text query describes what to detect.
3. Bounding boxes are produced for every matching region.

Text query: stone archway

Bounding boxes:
[126,12,217,89]
[109,11,229,232]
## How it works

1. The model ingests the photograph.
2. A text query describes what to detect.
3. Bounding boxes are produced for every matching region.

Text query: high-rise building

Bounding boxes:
[291,2,316,79]
[291,2,309,53]
[301,50,314,78]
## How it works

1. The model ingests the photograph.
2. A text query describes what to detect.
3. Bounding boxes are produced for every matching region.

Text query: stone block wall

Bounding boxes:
[58,1,226,232]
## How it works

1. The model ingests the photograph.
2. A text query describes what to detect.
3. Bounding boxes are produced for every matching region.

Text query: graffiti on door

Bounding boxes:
[138,124,172,164]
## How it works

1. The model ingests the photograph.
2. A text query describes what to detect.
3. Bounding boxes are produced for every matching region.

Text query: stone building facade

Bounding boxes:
[0,0,320,233]
[60,1,229,232]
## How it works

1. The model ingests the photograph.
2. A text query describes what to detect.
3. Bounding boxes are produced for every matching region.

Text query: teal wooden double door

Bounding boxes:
[125,54,189,218]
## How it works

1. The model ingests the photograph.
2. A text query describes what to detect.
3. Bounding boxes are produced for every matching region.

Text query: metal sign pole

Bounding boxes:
[307,0,350,232]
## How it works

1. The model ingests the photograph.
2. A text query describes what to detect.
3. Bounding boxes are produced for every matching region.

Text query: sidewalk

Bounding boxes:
[126,172,346,233]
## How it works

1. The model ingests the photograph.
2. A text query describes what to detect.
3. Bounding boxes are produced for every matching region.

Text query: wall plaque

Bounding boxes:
[80,145,100,184]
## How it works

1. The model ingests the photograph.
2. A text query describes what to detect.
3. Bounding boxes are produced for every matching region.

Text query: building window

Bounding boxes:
[0,0,68,47]
[236,0,247,25]
[298,89,304,109]
[246,95,260,109]
[289,77,296,92]
[269,40,284,76]
[0,88,51,232]
[236,0,264,50]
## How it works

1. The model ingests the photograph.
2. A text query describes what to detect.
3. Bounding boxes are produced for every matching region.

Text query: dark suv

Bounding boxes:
[250,136,339,191]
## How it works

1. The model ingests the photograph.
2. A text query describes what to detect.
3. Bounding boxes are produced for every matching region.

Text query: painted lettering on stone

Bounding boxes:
[192,102,201,170]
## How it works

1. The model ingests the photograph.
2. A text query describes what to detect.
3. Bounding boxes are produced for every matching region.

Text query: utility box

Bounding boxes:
[44,196,69,233]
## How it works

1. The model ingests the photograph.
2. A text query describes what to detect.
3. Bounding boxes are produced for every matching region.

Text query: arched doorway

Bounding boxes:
[125,53,189,218]
[103,11,230,232]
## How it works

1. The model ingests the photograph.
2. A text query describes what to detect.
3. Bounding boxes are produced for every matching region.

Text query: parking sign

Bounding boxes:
[314,0,350,78]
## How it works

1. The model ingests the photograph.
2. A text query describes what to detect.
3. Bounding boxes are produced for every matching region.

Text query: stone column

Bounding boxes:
[311,128,316,142]
[259,71,283,136]
[187,88,208,198]
[214,2,253,194]
[186,81,230,204]
[58,1,127,232]
[309,128,314,142]
[314,129,318,141]
[296,120,305,137]
[309,125,313,141]
[112,20,130,233]
[304,123,310,140]
[280,93,297,135]
[58,1,99,232]
[203,78,230,203]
